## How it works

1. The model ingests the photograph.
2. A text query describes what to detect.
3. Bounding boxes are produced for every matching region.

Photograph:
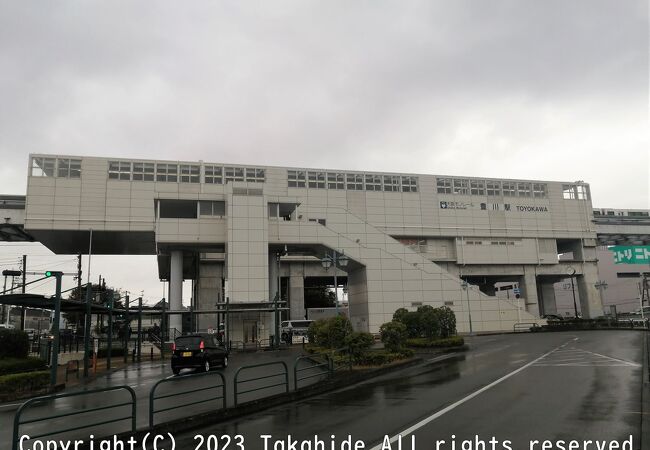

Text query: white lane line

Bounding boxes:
[0,402,22,410]
[368,341,569,450]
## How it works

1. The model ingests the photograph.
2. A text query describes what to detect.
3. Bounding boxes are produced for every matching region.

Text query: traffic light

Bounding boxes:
[1,270,21,277]
[44,271,63,278]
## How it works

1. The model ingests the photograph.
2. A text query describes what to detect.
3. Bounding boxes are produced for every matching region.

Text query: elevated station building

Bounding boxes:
[23,154,603,340]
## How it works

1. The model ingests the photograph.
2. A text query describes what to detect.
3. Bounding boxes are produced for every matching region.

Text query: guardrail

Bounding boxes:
[513,323,539,332]
[12,386,136,450]
[233,361,289,406]
[294,354,332,390]
[149,370,226,428]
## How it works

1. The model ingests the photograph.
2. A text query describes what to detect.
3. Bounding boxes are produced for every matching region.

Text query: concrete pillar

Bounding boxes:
[539,281,557,316]
[520,267,540,317]
[577,263,604,318]
[269,253,279,301]
[168,250,183,334]
[197,262,223,331]
[289,263,306,319]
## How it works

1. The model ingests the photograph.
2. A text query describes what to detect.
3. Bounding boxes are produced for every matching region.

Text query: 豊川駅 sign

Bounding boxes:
[609,245,650,264]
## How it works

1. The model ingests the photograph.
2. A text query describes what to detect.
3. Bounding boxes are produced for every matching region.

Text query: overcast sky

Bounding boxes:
[0,1,648,304]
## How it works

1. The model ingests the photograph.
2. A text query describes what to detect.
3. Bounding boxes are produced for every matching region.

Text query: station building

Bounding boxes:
[23,154,603,341]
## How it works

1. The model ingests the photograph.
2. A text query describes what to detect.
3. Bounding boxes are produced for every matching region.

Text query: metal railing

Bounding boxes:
[149,370,226,428]
[294,353,332,390]
[513,323,539,332]
[12,386,136,450]
[233,361,289,406]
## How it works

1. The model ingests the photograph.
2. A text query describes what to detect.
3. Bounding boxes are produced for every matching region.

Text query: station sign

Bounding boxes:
[609,245,650,264]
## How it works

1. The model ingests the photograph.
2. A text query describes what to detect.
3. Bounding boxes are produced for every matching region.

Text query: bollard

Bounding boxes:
[150,347,153,360]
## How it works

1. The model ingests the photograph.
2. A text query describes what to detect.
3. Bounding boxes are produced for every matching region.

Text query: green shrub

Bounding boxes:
[406,336,465,348]
[357,350,412,366]
[0,371,49,394]
[344,332,374,363]
[436,306,457,338]
[392,308,409,323]
[418,305,441,339]
[0,357,47,376]
[380,321,408,352]
[307,316,353,349]
[0,329,29,358]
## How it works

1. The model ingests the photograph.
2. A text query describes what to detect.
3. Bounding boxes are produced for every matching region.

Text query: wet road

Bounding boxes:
[170,331,647,450]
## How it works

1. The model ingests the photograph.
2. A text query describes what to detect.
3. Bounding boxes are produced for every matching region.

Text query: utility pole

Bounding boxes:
[76,254,82,330]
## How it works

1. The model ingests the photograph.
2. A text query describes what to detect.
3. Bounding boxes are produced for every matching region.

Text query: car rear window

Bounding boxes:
[175,336,203,348]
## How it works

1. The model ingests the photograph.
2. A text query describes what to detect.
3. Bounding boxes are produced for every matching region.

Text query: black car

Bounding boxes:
[171,333,229,375]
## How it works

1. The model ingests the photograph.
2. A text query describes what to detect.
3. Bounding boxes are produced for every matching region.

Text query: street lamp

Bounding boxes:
[460,279,473,335]
[321,251,349,315]
[567,267,578,318]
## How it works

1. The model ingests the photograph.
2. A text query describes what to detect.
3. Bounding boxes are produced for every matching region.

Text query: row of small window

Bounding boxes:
[465,240,521,246]
[437,178,548,198]
[31,157,81,178]
[287,171,419,192]
[108,161,266,184]
[593,210,649,217]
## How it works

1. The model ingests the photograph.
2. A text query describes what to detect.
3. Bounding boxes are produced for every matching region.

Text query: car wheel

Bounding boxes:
[204,359,211,372]
[222,356,228,368]
[172,367,180,375]
[281,333,289,343]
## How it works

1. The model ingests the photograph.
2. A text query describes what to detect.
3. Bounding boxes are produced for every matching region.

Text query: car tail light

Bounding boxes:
[200,340,205,350]
[172,342,176,351]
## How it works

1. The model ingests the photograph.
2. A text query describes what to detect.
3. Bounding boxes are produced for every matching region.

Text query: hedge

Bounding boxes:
[405,336,465,348]
[357,349,414,366]
[97,347,126,358]
[0,371,49,394]
[0,329,29,358]
[0,357,47,376]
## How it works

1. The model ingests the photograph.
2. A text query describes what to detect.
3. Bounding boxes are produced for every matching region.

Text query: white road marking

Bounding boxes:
[0,403,22,410]
[368,340,570,450]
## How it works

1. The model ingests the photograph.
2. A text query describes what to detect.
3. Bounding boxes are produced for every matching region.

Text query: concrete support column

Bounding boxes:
[577,263,604,318]
[269,253,279,301]
[289,263,306,319]
[539,281,558,316]
[520,267,540,317]
[168,250,183,335]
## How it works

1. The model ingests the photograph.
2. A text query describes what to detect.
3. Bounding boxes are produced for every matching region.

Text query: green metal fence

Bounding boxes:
[293,353,332,390]
[233,361,289,406]
[149,370,226,428]
[12,385,136,450]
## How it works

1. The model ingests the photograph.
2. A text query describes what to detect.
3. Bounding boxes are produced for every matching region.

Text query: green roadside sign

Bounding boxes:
[609,245,650,264]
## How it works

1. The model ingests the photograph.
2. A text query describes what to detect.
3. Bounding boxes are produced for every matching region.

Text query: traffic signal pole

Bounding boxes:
[83,283,92,377]
[50,272,62,387]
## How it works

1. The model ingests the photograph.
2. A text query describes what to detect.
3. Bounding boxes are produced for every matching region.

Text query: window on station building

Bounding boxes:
[180,164,200,183]
[502,182,516,197]
[629,211,650,217]
[31,157,57,177]
[453,179,469,195]
[109,161,132,181]
[563,184,589,200]
[288,170,306,188]
[486,181,501,196]
[436,178,452,194]
[132,162,154,181]
[346,173,364,190]
[246,168,265,183]
[383,175,400,192]
[470,180,485,195]
[308,218,327,226]
[56,159,81,178]
[308,171,326,189]
[224,167,245,183]
[156,163,178,182]
[401,176,418,193]
[365,174,382,191]
[517,182,532,197]
[533,183,547,198]
[199,200,226,217]
[159,199,197,218]
[268,202,298,220]
[327,173,345,190]
[204,165,223,184]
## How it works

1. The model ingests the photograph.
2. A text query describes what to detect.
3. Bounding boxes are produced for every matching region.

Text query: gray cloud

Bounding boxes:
[0,1,647,299]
